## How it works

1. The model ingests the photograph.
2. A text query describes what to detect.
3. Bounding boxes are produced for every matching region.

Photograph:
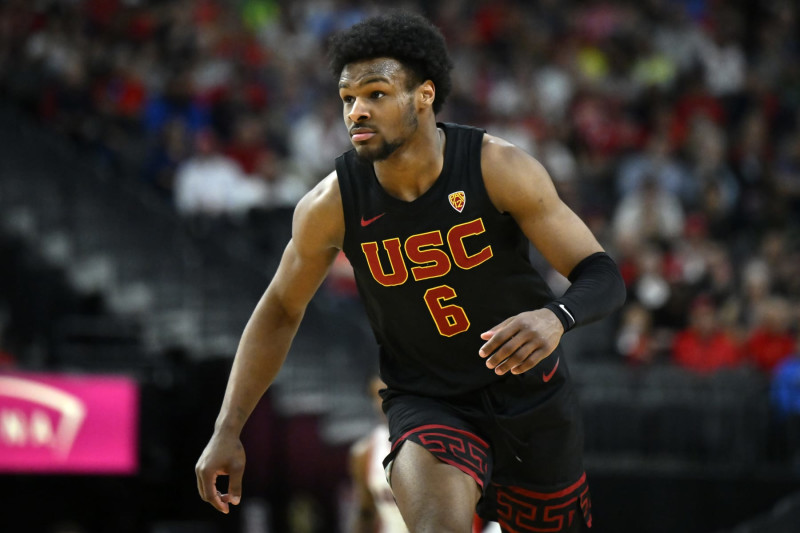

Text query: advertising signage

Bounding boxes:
[0,373,139,474]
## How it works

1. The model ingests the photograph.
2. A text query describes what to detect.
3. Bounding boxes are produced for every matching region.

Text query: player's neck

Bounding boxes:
[373,123,445,202]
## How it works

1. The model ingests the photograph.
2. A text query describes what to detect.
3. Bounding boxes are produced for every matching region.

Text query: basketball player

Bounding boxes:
[196,11,625,532]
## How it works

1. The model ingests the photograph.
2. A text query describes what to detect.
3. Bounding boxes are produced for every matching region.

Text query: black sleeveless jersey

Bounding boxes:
[336,123,563,396]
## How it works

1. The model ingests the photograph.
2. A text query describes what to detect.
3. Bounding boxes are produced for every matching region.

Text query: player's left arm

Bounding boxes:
[478,135,626,375]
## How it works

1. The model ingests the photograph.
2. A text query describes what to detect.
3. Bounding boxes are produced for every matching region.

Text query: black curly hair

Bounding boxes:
[327,11,453,115]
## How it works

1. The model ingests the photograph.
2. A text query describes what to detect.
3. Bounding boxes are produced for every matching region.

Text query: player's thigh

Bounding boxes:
[390,440,481,532]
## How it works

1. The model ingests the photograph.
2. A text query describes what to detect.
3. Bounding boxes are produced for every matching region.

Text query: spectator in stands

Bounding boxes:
[759,230,800,300]
[696,7,747,100]
[729,108,775,233]
[173,128,268,218]
[611,176,685,248]
[746,297,797,373]
[699,243,741,334]
[620,242,676,330]
[732,257,773,332]
[668,74,727,149]
[771,342,800,421]
[142,117,191,200]
[224,115,271,176]
[672,294,743,374]
[248,147,309,210]
[616,302,658,365]
[143,70,210,139]
[774,129,800,224]
[615,132,693,206]
[682,116,740,214]
[767,332,800,462]
[671,214,715,290]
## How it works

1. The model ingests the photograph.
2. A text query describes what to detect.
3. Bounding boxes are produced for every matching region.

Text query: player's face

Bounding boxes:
[338,58,420,162]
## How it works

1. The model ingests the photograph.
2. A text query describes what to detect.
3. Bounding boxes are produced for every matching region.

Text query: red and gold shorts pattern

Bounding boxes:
[493,473,591,532]
[386,420,591,532]
[392,424,492,488]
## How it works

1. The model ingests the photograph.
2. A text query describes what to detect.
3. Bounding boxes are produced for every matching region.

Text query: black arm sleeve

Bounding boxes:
[543,252,626,332]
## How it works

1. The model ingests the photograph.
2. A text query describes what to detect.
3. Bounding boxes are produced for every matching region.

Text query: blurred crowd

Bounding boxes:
[1,0,799,379]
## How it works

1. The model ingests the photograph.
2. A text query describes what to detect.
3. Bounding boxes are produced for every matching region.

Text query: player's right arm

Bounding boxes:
[195,171,344,514]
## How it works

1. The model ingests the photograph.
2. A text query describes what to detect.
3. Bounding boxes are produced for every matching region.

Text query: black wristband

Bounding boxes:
[544,252,626,332]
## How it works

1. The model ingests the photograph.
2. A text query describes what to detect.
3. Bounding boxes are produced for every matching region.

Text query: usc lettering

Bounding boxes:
[447,218,493,269]
[405,231,452,282]
[360,218,493,337]
[361,219,493,286]
[361,238,407,286]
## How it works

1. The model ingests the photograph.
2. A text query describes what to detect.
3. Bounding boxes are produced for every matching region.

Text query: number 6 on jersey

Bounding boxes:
[423,285,470,337]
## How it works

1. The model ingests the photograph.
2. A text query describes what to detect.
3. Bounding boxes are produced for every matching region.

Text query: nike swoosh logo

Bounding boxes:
[360,213,386,227]
[542,356,560,383]
[559,304,575,327]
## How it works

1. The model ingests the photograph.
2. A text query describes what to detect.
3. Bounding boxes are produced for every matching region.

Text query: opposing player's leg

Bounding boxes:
[390,440,481,533]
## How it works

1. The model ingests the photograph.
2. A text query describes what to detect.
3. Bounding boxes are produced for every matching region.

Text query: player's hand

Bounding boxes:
[479,309,564,375]
[195,431,246,514]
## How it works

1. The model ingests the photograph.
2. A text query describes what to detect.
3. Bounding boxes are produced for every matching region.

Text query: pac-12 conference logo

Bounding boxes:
[448,191,466,213]
[0,375,86,457]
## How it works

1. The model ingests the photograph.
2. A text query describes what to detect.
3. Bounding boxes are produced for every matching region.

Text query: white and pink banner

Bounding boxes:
[0,372,139,474]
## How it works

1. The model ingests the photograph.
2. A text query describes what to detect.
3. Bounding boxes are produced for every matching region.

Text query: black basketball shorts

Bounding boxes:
[380,373,591,532]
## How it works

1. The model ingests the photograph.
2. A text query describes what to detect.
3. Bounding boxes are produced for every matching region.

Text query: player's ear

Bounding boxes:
[417,80,436,110]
